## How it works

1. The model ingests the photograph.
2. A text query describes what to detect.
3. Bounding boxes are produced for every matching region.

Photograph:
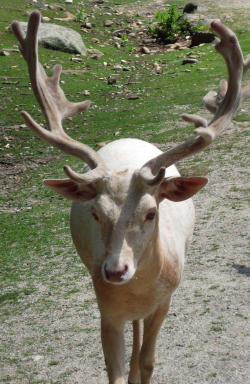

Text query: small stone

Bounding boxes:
[104,20,113,27]
[83,90,90,96]
[42,16,51,22]
[34,2,47,9]
[96,142,106,147]
[48,4,65,11]
[84,23,93,29]
[128,94,139,100]
[141,46,150,54]
[173,43,181,50]
[70,57,82,62]
[0,51,10,56]
[191,31,216,47]
[88,49,104,57]
[81,28,92,34]
[89,38,100,44]
[182,58,199,65]
[32,355,44,362]
[183,3,198,13]
[64,12,76,21]
[108,77,116,84]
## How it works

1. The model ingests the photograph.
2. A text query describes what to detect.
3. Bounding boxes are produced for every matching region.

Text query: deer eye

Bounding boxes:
[91,211,99,221]
[145,208,157,221]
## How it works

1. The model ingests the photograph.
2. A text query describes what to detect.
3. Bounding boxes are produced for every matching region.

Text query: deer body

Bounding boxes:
[11,10,249,384]
[70,138,195,383]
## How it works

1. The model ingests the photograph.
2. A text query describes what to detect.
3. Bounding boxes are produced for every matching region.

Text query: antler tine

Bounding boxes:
[11,10,107,183]
[202,79,228,114]
[202,42,250,115]
[240,55,250,103]
[139,21,245,185]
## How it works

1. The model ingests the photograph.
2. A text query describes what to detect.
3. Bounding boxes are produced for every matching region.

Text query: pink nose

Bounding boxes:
[104,265,128,283]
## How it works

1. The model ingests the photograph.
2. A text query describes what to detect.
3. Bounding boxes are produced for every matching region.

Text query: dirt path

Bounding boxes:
[119,0,250,14]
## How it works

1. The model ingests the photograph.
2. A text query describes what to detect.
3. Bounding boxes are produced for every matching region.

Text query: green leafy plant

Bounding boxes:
[154,7,180,41]
[120,34,129,46]
[75,8,86,22]
[148,6,204,43]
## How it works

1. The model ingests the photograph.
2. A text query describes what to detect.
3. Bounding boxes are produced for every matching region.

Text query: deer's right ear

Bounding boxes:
[43,179,97,202]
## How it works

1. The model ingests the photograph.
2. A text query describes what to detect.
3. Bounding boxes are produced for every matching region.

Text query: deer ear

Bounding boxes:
[43,179,97,202]
[159,176,208,202]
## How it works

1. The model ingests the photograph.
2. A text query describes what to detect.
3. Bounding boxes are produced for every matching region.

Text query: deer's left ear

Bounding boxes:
[158,176,208,202]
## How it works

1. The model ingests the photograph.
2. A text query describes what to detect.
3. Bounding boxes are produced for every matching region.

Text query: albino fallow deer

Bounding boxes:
[12,10,250,384]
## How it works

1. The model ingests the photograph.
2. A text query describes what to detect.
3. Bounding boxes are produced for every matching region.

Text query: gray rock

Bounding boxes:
[16,22,87,56]
[32,1,47,10]
[179,13,200,27]
[141,46,150,54]
[191,31,215,46]
[182,58,199,64]
[128,95,139,100]
[180,12,214,28]
[183,3,208,13]
[108,77,117,85]
[202,17,220,26]
[104,20,113,27]
[183,3,198,13]
[87,48,104,59]
[1,50,10,56]
[47,4,65,11]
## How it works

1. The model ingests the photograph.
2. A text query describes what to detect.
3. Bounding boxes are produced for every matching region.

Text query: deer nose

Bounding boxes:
[104,265,128,283]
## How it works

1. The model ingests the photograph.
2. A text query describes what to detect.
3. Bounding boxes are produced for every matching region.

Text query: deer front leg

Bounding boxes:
[128,319,143,384]
[101,316,126,384]
[139,297,171,384]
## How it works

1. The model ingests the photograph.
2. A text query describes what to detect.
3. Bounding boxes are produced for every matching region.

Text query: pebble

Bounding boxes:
[141,46,150,54]
[182,58,199,65]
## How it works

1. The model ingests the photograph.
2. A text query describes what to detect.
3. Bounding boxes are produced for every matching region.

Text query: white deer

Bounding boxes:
[12,11,250,384]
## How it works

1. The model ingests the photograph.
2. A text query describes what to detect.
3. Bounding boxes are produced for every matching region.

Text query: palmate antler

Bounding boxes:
[139,21,250,185]
[11,10,107,184]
